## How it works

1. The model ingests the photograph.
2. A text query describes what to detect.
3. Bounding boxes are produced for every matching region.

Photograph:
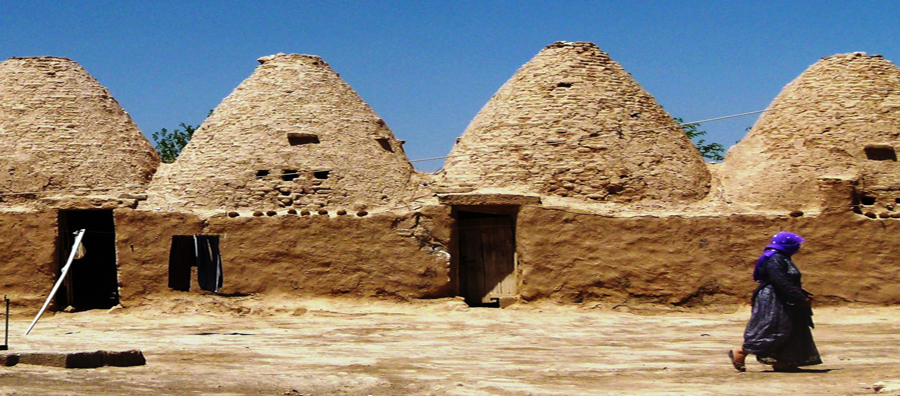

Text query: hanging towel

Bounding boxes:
[195,235,223,292]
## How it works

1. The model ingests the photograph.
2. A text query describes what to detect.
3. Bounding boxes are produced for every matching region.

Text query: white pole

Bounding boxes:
[24,229,86,336]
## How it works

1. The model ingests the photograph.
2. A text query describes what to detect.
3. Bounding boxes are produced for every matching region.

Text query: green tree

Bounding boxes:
[674,117,725,161]
[152,123,197,163]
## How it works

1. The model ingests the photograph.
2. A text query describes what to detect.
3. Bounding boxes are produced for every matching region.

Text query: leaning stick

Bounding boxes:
[24,229,86,335]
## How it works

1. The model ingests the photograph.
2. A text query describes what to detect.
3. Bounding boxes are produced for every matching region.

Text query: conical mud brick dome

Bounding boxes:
[147,54,414,212]
[438,42,710,203]
[719,52,900,212]
[0,57,160,204]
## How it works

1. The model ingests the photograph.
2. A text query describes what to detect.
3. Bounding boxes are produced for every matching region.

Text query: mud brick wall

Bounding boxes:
[0,210,58,311]
[114,210,204,302]
[438,42,710,203]
[202,207,453,299]
[515,206,900,306]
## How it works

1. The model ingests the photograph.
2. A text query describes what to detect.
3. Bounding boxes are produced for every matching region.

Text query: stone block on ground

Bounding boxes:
[0,353,19,366]
[104,349,146,367]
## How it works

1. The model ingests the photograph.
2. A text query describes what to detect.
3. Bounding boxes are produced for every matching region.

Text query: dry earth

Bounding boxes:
[1,296,899,395]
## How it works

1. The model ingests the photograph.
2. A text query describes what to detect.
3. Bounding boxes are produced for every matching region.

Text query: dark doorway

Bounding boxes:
[456,209,517,307]
[57,210,119,310]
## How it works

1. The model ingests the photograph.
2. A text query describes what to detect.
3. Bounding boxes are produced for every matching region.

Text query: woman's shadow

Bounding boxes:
[762,368,839,374]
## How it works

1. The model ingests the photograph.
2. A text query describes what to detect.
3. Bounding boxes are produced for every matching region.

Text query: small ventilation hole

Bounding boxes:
[861,196,876,206]
[375,138,394,153]
[865,145,897,161]
[255,170,270,179]
[314,171,330,180]
[282,169,299,181]
[288,133,320,146]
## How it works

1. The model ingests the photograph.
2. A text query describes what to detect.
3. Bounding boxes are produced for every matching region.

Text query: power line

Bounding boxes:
[0,106,776,198]
[413,107,778,163]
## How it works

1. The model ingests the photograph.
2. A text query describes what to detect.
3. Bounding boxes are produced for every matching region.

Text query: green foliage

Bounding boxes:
[674,117,725,161]
[152,122,197,163]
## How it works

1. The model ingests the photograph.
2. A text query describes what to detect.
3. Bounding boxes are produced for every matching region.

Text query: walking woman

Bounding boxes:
[729,231,822,372]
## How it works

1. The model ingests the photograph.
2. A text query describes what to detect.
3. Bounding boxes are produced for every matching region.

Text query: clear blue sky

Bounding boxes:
[2,1,898,172]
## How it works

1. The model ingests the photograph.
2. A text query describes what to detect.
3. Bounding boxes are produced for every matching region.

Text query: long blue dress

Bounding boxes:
[742,252,822,366]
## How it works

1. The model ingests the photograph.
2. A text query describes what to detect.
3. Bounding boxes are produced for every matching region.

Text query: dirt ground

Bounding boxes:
[1,296,899,395]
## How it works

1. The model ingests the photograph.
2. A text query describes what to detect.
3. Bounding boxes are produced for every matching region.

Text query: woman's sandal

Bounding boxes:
[728,350,746,372]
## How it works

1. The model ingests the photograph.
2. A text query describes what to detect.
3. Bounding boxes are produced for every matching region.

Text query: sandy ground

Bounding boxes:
[1,296,899,395]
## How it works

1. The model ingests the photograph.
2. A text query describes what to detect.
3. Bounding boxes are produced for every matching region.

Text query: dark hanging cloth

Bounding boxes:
[742,252,821,366]
[167,236,195,291]
[195,235,223,292]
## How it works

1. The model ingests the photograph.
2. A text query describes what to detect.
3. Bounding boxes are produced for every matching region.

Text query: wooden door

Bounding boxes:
[457,212,516,305]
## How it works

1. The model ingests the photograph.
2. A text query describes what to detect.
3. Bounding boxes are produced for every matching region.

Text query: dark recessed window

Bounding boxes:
[861,196,876,206]
[557,82,573,88]
[375,138,393,153]
[255,170,270,179]
[287,133,320,146]
[864,145,897,161]
[314,171,330,180]
[282,169,299,181]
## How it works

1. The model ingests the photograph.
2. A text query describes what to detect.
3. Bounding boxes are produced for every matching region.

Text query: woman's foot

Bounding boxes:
[728,349,747,372]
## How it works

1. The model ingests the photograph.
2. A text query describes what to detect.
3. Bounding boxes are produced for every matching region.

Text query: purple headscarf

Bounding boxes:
[753,231,805,282]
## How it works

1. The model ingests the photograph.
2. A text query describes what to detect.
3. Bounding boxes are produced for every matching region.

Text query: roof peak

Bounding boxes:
[5,56,75,62]
[820,52,885,61]
[545,41,600,50]
[257,53,325,65]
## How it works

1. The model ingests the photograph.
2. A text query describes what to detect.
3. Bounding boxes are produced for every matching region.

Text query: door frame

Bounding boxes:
[56,209,119,310]
[451,205,519,307]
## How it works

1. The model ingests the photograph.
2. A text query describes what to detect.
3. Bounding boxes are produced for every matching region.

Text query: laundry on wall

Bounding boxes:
[168,235,223,293]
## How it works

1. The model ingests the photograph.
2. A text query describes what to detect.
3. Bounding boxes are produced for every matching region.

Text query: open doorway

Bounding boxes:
[56,210,119,310]
[455,207,517,307]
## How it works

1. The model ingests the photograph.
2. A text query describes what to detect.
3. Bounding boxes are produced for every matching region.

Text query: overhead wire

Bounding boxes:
[0,106,777,198]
